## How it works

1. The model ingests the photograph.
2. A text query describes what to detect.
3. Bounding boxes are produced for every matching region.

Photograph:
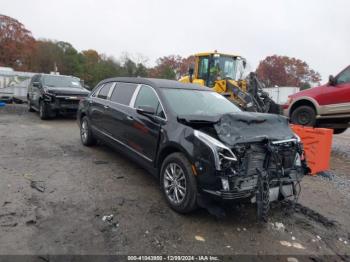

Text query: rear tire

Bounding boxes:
[80,116,96,146]
[291,105,316,126]
[39,100,50,120]
[333,128,347,135]
[160,152,197,213]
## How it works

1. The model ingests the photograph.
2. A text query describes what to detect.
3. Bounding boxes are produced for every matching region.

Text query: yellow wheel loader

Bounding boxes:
[179,51,279,114]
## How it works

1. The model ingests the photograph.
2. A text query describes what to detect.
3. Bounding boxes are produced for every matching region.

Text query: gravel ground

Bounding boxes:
[0,105,349,259]
[333,129,350,158]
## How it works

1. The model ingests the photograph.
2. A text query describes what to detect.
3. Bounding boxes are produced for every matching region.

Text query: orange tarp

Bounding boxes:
[291,125,333,175]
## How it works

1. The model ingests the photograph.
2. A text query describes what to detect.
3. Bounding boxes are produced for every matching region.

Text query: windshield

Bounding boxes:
[43,75,82,88]
[211,56,239,80]
[203,55,244,87]
[161,89,241,116]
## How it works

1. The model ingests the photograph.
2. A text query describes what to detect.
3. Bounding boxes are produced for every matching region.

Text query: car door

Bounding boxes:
[104,82,139,143]
[29,75,41,108]
[333,66,350,112]
[89,82,114,133]
[127,85,165,161]
[317,66,350,114]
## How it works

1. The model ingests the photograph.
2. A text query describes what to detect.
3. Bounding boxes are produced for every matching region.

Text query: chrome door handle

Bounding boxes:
[104,105,109,109]
[126,116,134,121]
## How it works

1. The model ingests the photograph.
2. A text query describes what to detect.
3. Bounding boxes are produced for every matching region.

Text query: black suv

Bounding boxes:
[27,74,90,119]
[78,77,308,220]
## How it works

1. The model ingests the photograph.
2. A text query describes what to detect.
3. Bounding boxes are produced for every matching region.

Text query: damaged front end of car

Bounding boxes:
[181,112,309,221]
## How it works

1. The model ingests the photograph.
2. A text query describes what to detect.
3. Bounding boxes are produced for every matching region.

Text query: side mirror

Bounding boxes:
[136,105,156,116]
[329,75,336,86]
[32,82,40,87]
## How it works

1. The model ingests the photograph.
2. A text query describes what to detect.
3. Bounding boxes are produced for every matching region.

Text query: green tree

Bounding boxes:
[30,40,63,73]
[124,58,137,76]
[135,63,148,77]
[80,49,100,87]
[300,82,311,90]
[56,41,83,76]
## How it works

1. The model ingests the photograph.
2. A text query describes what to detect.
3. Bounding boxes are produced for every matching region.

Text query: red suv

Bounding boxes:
[283,65,350,134]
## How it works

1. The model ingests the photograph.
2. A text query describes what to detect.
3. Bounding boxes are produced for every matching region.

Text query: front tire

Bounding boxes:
[291,105,316,126]
[160,153,197,213]
[80,116,96,146]
[39,100,50,120]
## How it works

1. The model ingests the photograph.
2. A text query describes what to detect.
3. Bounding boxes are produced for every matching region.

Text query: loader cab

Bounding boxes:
[195,52,245,87]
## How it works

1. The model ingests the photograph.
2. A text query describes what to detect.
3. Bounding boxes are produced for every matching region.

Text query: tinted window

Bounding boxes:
[135,85,159,109]
[97,82,113,99]
[337,67,350,84]
[30,75,40,90]
[91,84,103,97]
[156,103,165,118]
[111,83,137,105]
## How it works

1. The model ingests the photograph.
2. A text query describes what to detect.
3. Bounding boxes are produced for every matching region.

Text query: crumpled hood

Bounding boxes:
[214,112,295,146]
[45,86,90,96]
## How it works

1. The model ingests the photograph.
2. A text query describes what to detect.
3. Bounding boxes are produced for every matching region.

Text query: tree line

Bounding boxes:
[0,14,321,89]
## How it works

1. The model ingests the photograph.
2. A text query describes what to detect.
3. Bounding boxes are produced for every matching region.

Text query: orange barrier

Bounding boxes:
[290,125,333,176]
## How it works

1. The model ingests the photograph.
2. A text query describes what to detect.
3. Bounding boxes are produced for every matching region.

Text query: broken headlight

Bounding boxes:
[43,88,56,102]
[294,133,301,142]
[294,153,301,167]
[194,130,237,171]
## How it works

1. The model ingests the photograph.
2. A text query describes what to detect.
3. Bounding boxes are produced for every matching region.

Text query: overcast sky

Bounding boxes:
[2,0,349,82]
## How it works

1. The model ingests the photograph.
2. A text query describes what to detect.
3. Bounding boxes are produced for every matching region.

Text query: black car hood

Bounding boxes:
[45,86,90,96]
[214,112,295,145]
[179,112,295,146]
[177,114,221,124]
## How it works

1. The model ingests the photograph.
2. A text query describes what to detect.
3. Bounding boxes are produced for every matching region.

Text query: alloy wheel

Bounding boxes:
[163,163,187,205]
[81,120,88,143]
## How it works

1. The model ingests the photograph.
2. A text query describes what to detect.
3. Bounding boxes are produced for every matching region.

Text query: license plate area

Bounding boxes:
[251,184,293,203]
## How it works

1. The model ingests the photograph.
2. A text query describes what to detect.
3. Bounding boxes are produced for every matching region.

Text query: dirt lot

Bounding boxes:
[0,105,349,259]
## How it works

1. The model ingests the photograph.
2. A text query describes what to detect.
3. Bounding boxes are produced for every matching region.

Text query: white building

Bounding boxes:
[0,68,35,101]
[264,86,300,105]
